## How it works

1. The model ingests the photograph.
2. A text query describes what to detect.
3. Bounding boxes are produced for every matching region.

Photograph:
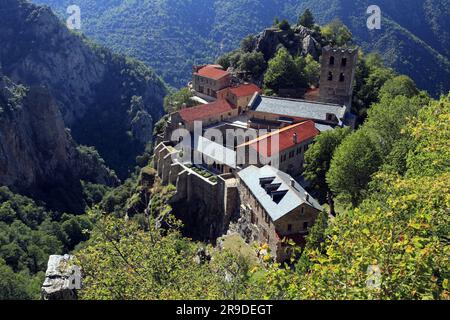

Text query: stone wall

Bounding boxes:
[153,142,239,243]
[319,46,358,106]
[237,180,279,257]
[236,175,320,262]
[193,74,231,98]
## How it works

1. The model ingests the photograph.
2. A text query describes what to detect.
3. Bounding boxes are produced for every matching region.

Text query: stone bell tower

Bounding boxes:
[319,46,358,107]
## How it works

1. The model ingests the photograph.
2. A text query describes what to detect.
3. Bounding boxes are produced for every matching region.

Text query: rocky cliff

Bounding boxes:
[41,255,80,300]
[0,74,118,212]
[254,25,322,61]
[0,0,167,178]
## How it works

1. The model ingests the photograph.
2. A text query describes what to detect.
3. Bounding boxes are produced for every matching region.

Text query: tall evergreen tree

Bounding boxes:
[298,9,315,28]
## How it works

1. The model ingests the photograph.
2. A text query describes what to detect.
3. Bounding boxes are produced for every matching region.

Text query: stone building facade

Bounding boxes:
[319,46,358,106]
[192,65,232,99]
[217,83,262,112]
[153,141,239,242]
[237,165,322,262]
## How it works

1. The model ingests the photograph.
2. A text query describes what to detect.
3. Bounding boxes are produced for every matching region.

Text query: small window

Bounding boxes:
[329,56,335,65]
[341,57,347,66]
[303,222,309,230]
[328,71,333,81]
[287,224,292,232]
[339,73,345,82]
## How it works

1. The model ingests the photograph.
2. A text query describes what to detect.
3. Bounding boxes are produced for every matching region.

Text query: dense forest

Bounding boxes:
[0,1,448,300]
[0,0,167,180]
[34,0,450,97]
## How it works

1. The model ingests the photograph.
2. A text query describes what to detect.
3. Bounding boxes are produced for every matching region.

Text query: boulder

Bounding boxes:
[41,255,81,300]
[302,35,321,59]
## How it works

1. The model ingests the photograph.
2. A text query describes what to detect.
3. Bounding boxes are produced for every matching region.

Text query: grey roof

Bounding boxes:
[237,165,322,221]
[315,123,335,132]
[249,94,347,125]
[195,136,236,169]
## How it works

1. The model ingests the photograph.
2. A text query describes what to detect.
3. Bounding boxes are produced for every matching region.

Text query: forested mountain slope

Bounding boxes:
[0,74,118,212]
[0,0,167,179]
[34,0,450,96]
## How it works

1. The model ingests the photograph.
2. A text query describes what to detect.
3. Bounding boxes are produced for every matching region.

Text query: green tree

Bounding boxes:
[327,129,382,206]
[352,52,396,121]
[0,258,30,300]
[278,19,291,31]
[379,75,419,99]
[163,87,194,113]
[240,35,256,53]
[295,210,328,273]
[365,94,428,157]
[303,54,321,87]
[303,127,351,214]
[237,51,267,80]
[75,210,254,300]
[321,19,353,47]
[264,48,307,94]
[298,9,315,29]
[299,95,450,299]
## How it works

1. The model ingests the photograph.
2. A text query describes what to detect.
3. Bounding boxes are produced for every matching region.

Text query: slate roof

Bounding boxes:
[237,121,319,158]
[249,94,347,124]
[237,165,322,221]
[195,136,237,169]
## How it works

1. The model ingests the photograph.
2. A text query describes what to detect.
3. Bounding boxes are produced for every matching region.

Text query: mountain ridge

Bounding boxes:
[33,0,450,97]
[0,0,168,179]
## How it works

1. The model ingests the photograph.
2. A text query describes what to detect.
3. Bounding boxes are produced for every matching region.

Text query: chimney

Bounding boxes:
[290,178,296,188]
[306,193,310,203]
[293,133,298,144]
[181,103,187,110]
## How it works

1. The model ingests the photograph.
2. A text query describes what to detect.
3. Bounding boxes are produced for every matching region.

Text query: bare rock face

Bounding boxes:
[41,255,80,300]
[131,110,154,144]
[0,75,118,212]
[255,26,321,61]
[302,35,321,60]
[0,0,167,178]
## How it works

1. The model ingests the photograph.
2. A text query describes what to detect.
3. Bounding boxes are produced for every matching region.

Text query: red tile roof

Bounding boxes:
[237,121,319,157]
[178,99,235,123]
[229,83,262,98]
[194,65,230,80]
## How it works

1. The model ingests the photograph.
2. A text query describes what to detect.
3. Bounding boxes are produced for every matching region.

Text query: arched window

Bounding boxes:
[329,56,335,65]
[339,73,345,82]
[328,71,333,81]
[341,57,347,66]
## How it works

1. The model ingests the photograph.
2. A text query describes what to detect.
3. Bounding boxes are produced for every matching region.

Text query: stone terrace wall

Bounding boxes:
[153,142,239,243]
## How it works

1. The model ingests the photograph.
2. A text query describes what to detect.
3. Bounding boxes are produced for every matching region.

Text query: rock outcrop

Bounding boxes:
[0,0,167,178]
[0,75,118,212]
[41,255,80,300]
[255,26,322,61]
